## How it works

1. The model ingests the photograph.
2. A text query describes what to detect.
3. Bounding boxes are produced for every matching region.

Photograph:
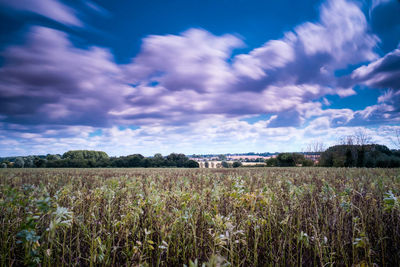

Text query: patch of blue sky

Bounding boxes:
[118,125,140,131]
[325,86,383,111]
[89,129,103,137]
[240,114,272,124]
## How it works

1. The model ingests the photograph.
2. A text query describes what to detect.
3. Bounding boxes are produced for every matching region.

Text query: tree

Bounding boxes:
[338,130,372,146]
[1,163,7,168]
[166,153,189,167]
[14,157,24,168]
[184,160,199,168]
[276,153,296,166]
[204,161,209,168]
[142,158,152,168]
[274,153,309,167]
[34,157,47,168]
[265,157,278,167]
[338,135,355,145]
[304,141,325,153]
[127,154,144,167]
[152,153,165,167]
[62,150,109,161]
[354,129,372,146]
[24,156,35,168]
[319,144,400,167]
[46,154,61,161]
[232,161,242,168]
[221,161,229,168]
[302,159,314,166]
[344,149,354,167]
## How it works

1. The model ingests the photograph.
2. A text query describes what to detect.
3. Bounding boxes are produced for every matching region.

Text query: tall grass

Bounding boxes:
[1,168,399,266]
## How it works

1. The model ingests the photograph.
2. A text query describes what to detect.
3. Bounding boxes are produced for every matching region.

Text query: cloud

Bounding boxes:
[0,26,130,127]
[0,0,82,26]
[117,0,379,126]
[124,28,243,93]
[84,1,111,17]
[1,116,399,157]
[232,0,378,90]
[295,0,378,63]
[350,90,400,124]
[0,0,382,130]
[351,49,400,89]
[233,35,296,79]
[0,0,383,131]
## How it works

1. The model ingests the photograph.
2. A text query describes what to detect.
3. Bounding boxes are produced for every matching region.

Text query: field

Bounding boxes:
[1,168,400,266]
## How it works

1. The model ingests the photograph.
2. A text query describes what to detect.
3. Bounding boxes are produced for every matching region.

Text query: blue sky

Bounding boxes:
[0,0,399,156]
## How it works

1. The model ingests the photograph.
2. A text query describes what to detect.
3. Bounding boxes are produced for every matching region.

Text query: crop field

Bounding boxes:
[1,168,400,266]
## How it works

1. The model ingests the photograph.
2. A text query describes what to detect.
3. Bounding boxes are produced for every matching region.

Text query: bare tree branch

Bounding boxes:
[354,129,372,145]
[304,141,326,153]
[338,129,373,146]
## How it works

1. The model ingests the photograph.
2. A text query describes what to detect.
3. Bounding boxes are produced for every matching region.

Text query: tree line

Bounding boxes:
[0,150,199,168]
[319,144,400,168]
[264,144,400,168]
[265,153,314,167]
[1,141,399,169]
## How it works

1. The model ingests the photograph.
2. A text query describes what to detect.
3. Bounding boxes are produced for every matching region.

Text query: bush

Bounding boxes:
[232,161,242,168]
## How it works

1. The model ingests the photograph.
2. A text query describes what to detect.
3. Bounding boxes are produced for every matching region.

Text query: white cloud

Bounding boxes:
[1,116,399,157]
[296,0,378,63]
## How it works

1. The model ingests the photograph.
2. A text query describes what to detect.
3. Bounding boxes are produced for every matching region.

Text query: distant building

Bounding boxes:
[227,155,273,161]
[304,153,321,162]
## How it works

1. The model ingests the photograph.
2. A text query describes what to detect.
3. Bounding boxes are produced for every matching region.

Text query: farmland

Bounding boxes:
[1,168,400,266]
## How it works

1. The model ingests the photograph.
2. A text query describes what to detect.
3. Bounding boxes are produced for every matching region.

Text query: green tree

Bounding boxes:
[302,159,314,166]
[232,161,242,168]
[265,157,278,167]
[14,157,24,168]
[24,156,35,168]
[34,158,47,168]
[62,150,109,161]
[276,153,296,167]
[320,144,399,168]
[153,153,165,167]
[167,153,189,167]
[184,160,199,168]
[127,154,144,167]
[46,154,61,161]
[344,149,354,167]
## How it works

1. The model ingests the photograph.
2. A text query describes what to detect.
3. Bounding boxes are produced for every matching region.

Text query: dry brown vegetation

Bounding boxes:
[1,168,400,266]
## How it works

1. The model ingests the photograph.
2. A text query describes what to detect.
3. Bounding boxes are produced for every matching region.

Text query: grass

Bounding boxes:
[1,167,400,266]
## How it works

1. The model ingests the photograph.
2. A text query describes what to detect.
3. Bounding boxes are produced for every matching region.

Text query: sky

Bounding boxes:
[0,0,399,157]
